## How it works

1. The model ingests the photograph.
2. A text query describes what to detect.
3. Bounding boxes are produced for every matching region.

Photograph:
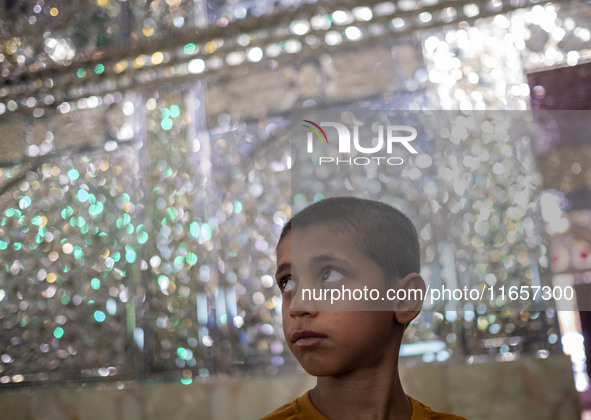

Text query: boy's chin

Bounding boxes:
[301,365,340,377]
[297,359,350,377]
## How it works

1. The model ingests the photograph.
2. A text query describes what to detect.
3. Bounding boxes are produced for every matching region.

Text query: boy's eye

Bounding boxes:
[321,268,344,283]
[279,277,296,293]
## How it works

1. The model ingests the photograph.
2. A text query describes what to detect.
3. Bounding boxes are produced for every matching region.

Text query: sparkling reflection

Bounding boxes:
[1,0,589,386]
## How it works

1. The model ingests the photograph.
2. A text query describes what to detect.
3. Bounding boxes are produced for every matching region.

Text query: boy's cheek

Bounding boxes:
[280,292,295,316]
[288,285,397,311]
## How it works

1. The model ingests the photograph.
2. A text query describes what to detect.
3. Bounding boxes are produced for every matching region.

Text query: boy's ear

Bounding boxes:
[393,273,425,325]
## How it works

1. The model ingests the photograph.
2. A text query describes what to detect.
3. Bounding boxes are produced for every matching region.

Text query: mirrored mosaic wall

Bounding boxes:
[1,0,590,387]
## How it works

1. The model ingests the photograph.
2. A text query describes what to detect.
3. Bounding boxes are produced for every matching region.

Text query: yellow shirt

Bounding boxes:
[260,391,466,420]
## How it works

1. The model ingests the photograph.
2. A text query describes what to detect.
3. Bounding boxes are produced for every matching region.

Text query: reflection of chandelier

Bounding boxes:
[44,37,77,63]
[2,0,589,116]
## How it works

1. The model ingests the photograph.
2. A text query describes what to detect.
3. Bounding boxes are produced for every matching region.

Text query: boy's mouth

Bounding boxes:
[291,330,327,347]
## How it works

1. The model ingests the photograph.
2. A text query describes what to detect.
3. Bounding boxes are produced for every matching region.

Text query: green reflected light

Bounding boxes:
[137,231,149,244]
[94,310,106,322]
[89,202,104,216]
[174,255,184,270]
[73,246,84,259]
[77,189,89,202]
[170,105,180,118]
[61,207,73,219]
[183,43,196,55]
[190,221,200,238]
[177,347,188,359]
[166,207,178,220]
[161,118,173,130]
[185,253,198,265]
[67,169,80,180]
[125,246,137,263]
[201,223,212,241]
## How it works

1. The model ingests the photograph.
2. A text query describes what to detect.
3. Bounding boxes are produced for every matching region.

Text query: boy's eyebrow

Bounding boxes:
[275,262,291,277]
[310,254,350,266]
[275,255,351,278]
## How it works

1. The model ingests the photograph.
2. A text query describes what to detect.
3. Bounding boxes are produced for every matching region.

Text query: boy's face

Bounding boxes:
[275,226,405,377]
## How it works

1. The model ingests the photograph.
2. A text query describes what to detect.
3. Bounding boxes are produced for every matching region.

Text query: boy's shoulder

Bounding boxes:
[408,396,467,420]
[259,390,327,420]
[259,391,466,420]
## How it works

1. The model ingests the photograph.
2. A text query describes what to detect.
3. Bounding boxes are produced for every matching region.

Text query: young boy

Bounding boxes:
[261,197,465,420]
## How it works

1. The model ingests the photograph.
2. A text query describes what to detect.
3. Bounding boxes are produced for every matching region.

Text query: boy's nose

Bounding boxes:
[289,306,319,317]
[289,289,319,317]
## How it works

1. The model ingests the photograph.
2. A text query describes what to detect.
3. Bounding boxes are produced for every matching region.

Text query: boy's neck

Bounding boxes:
[310,359,412,420]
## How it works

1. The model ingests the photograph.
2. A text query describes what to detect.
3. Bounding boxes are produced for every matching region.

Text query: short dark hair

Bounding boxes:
[278,196,420,281]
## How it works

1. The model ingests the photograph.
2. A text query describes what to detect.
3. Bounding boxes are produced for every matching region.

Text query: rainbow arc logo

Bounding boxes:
[302,120,329,144]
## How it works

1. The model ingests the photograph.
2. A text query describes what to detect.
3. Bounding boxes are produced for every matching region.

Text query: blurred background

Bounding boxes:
[0,0,591,419]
